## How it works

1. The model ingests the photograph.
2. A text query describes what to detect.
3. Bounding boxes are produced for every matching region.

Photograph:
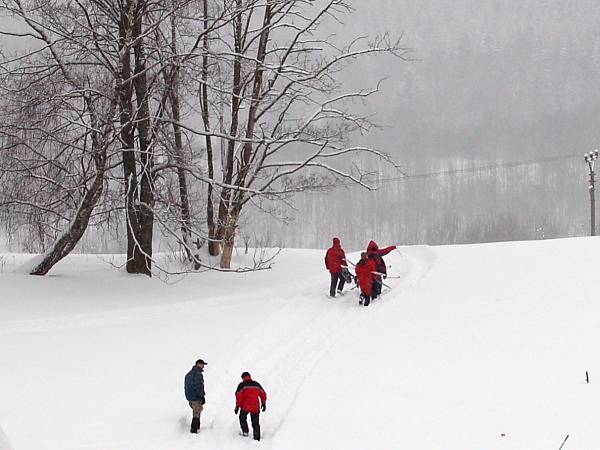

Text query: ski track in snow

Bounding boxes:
[193,246,436,449]
[0,247,436,450]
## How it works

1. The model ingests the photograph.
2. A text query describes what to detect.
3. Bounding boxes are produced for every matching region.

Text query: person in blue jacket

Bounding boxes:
[184,358,207,433]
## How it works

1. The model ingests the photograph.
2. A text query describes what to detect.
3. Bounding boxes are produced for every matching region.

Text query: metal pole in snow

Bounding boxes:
[584,150,598,236]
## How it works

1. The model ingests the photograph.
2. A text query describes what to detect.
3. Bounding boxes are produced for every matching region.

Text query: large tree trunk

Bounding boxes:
[130,0,154,276]
[219,209,240,269]
[119,3,141,274]
[30,154,106,275]
[118,0,153,276]
[216,0,244,266]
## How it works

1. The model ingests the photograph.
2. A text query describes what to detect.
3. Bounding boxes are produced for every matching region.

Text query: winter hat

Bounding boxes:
[241,371,251,379]
[333,237,341,245]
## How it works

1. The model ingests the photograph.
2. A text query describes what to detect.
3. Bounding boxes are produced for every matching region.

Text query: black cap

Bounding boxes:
[196,359,207,365]
[241,371,250,378]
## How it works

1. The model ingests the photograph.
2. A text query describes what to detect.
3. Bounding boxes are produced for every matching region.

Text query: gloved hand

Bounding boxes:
[383,274,387,279]
[261,403,266,412]
[234,406,239,414]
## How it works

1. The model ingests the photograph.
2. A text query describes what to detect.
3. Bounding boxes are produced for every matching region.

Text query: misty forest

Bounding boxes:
[1,0,598,274]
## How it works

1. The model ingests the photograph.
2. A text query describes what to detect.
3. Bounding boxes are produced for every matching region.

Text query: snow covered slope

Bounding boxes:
[1,238,599,449]
[0,424,14,450]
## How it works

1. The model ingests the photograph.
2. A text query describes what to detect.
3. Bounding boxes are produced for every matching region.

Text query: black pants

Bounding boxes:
[372,278,382,298]
[239,410,261,440]
[329,272,345,296]
[359,291,371,306]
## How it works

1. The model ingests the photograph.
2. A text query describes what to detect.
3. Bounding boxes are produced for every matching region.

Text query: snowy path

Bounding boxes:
[11,240,600,449]
[173,247,436,449]
[0,246,434,450]
[0,247,433,450]
[22,243,600,450]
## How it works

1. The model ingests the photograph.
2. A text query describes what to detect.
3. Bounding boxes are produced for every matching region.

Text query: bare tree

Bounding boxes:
[0,0,409,274]
[0,0,192,275]
[0,0,131,275]
[180,0,409,267]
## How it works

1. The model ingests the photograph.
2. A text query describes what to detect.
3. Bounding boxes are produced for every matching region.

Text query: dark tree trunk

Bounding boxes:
[30,152,106,275]
[119,3,141,274]
[118,0,153,276]
[200,0,220,257]
[168,14,193,260]
[130,0,154,276]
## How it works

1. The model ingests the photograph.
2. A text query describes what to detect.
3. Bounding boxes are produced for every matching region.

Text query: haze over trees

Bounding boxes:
[249,0,600,251]
[1,0,598,264]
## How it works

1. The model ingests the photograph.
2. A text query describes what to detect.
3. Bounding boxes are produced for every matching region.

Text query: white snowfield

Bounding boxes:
[0,238,599,450]
[0,424,14,450]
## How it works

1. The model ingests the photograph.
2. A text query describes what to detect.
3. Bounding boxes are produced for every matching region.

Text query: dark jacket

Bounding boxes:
[185,366,205,402]
[325,237,347,274]
[235,374,267,413]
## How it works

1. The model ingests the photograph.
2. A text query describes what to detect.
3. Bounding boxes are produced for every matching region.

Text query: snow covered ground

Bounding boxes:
[1,237,599,450]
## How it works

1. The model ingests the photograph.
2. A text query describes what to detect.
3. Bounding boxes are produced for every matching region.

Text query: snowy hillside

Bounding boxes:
[1,238,599,450]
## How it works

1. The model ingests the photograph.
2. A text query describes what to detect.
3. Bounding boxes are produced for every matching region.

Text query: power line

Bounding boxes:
[332,152,580,188]
[382,153,580,184]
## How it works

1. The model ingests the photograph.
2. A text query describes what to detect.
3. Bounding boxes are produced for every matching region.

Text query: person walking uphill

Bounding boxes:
[366,240,397,298]
[325,237,348,297]
[234,372,267,441]
[184,359,207,433]
[355,252,377,306]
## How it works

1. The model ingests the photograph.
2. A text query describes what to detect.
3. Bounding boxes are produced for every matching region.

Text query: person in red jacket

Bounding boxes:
[324,237,348,297]
[366,240,397,299]
[355,252,377,306]
[234,372,267,441]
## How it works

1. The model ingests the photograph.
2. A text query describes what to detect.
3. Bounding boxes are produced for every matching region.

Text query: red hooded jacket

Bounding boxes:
[355,255,377,296]
[366,240,396,257]
[325,237,347,274]
[366,241,396,275]
[235,374,267,413]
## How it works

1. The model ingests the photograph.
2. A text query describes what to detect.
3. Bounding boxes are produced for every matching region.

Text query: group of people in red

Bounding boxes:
[324,237,397,306]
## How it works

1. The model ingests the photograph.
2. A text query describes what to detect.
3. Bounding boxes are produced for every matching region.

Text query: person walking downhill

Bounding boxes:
[184,359,207,433]
[366,240,397,299]
[355,252,378,306]
[235,372,267,441]
[324,237,348,297]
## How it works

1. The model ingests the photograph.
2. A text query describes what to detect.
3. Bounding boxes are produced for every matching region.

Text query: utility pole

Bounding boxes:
[584,150,598,236]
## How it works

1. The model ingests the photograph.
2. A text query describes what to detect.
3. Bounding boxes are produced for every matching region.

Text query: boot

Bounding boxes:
[253,423,261,441]
[190,417,200,433]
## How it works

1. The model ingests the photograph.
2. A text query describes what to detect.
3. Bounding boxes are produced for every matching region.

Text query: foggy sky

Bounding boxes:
[248,0,600,250]
[2,0,600,252]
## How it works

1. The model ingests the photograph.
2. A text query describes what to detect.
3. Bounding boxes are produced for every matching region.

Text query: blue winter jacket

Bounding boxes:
[184,366,205,402]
